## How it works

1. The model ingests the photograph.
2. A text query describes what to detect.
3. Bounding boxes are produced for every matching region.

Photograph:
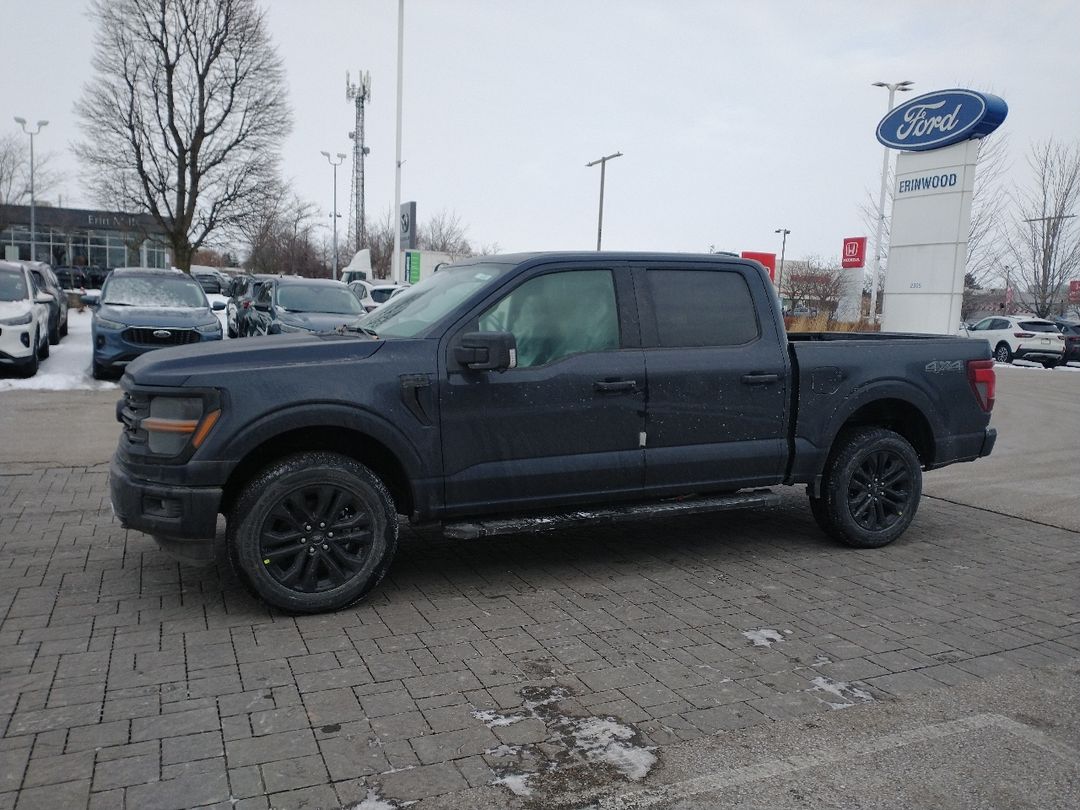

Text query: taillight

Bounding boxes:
[1013,332,1034,338]
[967,359,996,413]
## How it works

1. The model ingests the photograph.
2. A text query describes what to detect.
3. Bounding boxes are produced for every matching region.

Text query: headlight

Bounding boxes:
[0,311,32,326]
[195,321,222,334]
[143,396,221,455]
[277,321,309,333]
[96,316,126,330]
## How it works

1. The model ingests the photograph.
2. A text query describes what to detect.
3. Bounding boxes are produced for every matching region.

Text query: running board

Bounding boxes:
[442,490,781,540]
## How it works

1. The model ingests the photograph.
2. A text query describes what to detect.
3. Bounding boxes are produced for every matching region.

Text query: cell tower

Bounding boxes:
[346,70,372,251]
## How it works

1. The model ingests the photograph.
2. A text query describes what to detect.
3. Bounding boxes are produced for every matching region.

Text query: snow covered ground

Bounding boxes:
[997,360,1080,372]
[0,296,231,393]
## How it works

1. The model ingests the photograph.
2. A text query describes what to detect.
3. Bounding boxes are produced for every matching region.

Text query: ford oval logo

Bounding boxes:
[153,330,172,338]
[876,89,1007,152]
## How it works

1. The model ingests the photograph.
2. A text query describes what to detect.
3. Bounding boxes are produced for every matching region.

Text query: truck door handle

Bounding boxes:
[594,379,637,393]
[741,373,780,386]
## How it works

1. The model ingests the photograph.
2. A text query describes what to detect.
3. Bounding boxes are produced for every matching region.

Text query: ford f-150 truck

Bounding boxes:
[110,253,997,613]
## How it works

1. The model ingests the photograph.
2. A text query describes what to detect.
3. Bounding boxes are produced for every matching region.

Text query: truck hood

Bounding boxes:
[125,332,382,387]
[277,311,366,332]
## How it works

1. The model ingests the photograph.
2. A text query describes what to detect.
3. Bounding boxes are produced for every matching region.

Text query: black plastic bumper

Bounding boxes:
[110,455,223,541]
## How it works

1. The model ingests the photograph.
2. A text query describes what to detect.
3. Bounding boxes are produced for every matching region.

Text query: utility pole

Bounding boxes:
[869,80,914,322]
[586,151,622,250]
[346,71,371,251]
[321,151,347,280]
[392,0,405,283]
[775,228,790,304]
[13,117,48,261]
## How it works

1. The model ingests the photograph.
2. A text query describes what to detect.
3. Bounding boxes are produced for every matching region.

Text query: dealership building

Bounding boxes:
[0,204,171,268]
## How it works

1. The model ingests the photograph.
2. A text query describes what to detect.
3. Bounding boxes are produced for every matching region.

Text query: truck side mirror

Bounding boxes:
[455,332,517,371]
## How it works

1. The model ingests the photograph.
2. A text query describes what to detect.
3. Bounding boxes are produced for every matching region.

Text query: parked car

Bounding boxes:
[246,277,366,336]
[1054,319,1080,363]
[0,260,52,377]
[84,266,111,288]
[960,315,1066,367]
[53,266,89,290]
[369,283,409,307]
[227,274,276,338]
[192,268,229,295]
[349,280,379,312]
[109,252,997,613]
[84,267,225,379]
[26,262,69,343]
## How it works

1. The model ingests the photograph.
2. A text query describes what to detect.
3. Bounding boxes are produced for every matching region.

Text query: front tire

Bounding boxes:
[21,333,40,377]
[38,330,49,359]
[227,452,399,613]
[49,318,61,345]
[994,343,1012,364]
[815,427,922,549]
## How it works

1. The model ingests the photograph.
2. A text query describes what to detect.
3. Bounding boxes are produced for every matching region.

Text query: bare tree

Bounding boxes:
[241,183,326,277]
[418,209,472,255]
[785,257,846,319]
[74,0,291,271]
[1005,139,1080,318]
[0,132,60,207]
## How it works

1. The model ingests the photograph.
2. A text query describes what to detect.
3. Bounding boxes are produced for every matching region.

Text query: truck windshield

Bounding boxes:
[361,262,513,338]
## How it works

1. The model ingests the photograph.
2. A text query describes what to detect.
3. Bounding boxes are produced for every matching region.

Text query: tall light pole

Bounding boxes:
[774,227,790,303]
[14,117,49,262]
[869,80,914,321]
[586,151,622,250]
[392,0,405,283]
[321,151,347,280]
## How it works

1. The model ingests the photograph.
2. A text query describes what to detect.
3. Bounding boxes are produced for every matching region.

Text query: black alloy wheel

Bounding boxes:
[845,449,912,532]
[257,484,374,594]
[812,426,922,549]
[228,452,398,613]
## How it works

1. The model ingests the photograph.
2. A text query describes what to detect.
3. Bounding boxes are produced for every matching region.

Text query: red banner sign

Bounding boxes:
[842,236,867,268]
[740,251,777,281]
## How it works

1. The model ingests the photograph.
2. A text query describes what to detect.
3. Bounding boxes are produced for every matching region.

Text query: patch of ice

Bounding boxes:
[742,629,784,647]
[565,717,657,781]
[809,675,874,709]
[348,788,398,810]
[492,772,533,796]
[473,708,524,727]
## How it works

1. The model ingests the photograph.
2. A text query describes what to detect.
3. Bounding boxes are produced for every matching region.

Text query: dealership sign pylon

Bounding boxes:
[877,89,1007,335]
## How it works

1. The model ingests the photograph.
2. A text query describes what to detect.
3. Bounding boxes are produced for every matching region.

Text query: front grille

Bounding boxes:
[123,327,200,346]
[121,391,150,444]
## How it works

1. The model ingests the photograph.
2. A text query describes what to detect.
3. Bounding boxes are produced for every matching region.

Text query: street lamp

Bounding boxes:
[321,151,347,281]
[868,80,914,321]
[774,228,790,303]
[14,117,49,262]
[586,151,623,250]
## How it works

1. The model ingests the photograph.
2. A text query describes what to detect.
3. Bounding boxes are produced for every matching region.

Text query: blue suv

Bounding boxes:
[85,268,224,379]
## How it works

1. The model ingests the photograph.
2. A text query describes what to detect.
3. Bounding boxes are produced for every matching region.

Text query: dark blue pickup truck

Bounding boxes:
[110,253,997,612]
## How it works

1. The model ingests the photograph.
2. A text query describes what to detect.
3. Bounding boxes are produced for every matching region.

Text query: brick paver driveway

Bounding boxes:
[2,464,1078,809]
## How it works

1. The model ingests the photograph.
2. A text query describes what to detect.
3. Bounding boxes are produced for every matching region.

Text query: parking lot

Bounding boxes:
[1,371,1078,809]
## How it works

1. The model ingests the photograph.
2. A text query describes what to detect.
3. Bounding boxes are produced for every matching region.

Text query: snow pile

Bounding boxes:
[742,628,784,647]
[809,675,874,709]
[472,709,524,727]
[347,788,399,810]
[0,312,117,392]
[563,716,657,780]
[491,772,533,797]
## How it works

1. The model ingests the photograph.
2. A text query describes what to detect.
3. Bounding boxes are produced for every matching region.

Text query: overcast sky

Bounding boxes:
[5,0,1079,262]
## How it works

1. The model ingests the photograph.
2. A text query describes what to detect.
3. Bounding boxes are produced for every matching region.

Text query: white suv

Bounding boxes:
[960,315,1066,367]
[0,260,53,377]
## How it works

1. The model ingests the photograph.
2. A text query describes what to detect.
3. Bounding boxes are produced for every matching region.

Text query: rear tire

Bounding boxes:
[1041,359,1059,369]
[226,452,398,613]
[994,343,1012,363]
[814,427,922,549]
[60,316,68,337]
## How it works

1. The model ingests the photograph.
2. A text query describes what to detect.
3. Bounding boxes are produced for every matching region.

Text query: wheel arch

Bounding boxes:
[219,407,424,520]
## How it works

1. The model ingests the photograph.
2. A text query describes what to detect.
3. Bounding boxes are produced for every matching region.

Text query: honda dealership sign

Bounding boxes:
[879,89,1008,335]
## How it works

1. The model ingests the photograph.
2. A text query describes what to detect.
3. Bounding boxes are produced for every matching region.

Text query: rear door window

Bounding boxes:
[645,269,758,347]
[1018,321,1058,333]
